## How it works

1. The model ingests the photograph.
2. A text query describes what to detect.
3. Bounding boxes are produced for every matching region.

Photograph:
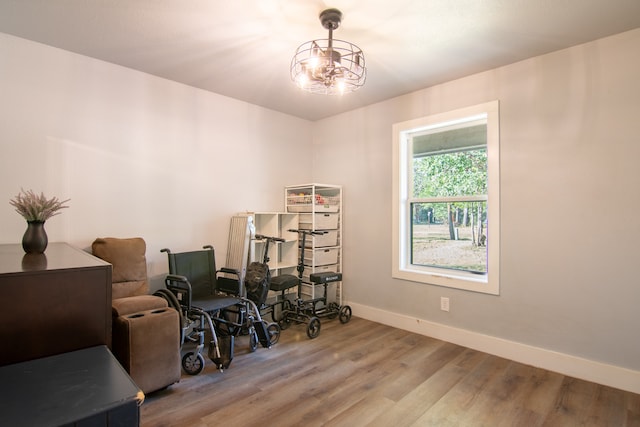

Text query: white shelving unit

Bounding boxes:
[285,183,342,305]
[246,212,298,309]
[245,212,299,277]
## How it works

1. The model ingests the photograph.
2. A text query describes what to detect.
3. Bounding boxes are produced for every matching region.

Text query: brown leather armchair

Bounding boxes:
[92,237,181,394]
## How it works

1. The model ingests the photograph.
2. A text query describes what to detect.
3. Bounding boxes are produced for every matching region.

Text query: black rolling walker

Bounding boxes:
[250,234,299,327]
[279,229,352,339]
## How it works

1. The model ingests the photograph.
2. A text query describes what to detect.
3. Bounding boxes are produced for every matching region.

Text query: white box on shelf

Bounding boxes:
[299,213,339,230]
[304,230,338,248]
[304,248,339,266]
[286,194,340,213]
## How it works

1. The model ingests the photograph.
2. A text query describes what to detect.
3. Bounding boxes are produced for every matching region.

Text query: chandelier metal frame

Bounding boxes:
[290,8,366,95]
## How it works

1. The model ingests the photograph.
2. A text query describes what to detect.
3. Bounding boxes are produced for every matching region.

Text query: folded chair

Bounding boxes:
[92,237,181,394]
[161,245,279,375]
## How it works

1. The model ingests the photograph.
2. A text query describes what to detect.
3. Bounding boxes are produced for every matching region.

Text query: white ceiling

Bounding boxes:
[1,0,639,121]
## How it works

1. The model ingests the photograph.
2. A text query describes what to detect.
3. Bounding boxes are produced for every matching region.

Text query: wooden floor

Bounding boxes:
[141,317,640,427]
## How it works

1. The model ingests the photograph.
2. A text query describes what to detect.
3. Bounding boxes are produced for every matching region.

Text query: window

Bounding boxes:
[392,101,500,294]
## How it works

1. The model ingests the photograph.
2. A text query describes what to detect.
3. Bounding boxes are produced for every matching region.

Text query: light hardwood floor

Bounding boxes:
[141,316,640,426]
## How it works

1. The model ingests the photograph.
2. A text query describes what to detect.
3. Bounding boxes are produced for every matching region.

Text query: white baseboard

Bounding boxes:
[350,302,640,394]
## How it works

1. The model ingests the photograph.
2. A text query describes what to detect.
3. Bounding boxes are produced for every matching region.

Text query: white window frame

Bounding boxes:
[392,101,500,294]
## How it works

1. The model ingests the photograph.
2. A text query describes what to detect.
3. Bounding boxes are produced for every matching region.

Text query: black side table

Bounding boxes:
[0,345,142,427]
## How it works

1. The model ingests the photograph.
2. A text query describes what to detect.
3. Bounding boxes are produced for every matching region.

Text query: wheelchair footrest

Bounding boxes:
[310,272,342,284]
[210,335,234,369]
[254,320,272,348]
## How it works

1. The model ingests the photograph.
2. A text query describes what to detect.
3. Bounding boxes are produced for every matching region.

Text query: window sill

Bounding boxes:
[393,265,498,295]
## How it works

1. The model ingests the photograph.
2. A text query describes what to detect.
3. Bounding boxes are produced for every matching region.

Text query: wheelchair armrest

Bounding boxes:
[164,274,193,307]
[165,274,191,287]
[218,267,240,277]
[164,274,192,297]
[216,268,241,296]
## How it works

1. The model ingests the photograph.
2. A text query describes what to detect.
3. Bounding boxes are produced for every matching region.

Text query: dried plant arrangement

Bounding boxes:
[9,188,70,222]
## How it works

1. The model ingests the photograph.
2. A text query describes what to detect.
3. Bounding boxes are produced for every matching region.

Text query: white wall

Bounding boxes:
[312,28,640,388]
[0,33,312,288]
[3,27,640,392]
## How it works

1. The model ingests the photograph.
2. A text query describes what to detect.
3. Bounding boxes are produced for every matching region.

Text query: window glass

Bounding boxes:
[410,200,487,273]
[392,101,499,294]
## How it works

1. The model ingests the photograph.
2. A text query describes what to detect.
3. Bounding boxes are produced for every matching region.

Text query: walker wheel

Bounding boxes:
[279,300,293,330]
[327,302,340,319]
[182,352,205,375]
[267,322,281,345]
[271,303,282,323]
[313,300,322,315]
[279,315,291,330]
[339,305,352,324]
[273,298,292,322]
[307,316,321,339]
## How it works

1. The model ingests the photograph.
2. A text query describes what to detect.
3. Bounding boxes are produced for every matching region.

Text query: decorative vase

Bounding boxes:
[22,220,48,254]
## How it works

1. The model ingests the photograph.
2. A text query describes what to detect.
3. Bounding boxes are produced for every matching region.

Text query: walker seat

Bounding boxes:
[309,272,342,285]
[270,274,299,291]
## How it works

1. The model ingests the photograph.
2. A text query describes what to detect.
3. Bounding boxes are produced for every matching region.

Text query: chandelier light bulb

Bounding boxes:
[307,55,320,70]
[297,73,309,88]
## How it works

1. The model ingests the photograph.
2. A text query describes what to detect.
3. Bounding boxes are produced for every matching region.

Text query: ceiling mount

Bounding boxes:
[290,8,366,95]
[319,8,342,30]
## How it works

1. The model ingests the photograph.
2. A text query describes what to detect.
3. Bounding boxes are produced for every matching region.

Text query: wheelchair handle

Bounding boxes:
[254,234,285,243]
[287,229,327,235]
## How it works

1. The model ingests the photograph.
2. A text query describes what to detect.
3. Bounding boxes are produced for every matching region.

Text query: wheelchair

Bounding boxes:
[160,245,280,375]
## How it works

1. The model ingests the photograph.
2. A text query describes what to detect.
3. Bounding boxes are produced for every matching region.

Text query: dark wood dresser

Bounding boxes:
[0,242,112,366]
[0,243,141,426]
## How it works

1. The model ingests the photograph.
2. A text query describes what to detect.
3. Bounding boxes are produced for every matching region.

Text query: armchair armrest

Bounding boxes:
[112,294,168,317]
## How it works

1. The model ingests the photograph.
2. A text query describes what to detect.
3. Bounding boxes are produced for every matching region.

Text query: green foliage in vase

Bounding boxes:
[9,188,70,222]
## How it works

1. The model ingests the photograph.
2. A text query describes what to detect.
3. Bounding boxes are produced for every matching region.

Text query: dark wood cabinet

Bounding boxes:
[0,242,112,366]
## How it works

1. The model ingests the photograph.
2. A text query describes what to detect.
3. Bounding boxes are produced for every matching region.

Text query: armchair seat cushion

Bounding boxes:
[112,295,168,317]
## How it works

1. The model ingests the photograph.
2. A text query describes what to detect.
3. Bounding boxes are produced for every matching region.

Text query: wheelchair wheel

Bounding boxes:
[182,352,205,375]
[153,289,185,344]
[339,305,352,324]
[307,316,321,339]
[267,322,280,345]
[249,327,258,352]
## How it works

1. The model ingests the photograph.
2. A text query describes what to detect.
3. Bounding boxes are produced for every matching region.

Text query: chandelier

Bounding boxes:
[290,8,366,95]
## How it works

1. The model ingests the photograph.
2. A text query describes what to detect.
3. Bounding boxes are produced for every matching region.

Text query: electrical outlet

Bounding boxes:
[440,297,450,312]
